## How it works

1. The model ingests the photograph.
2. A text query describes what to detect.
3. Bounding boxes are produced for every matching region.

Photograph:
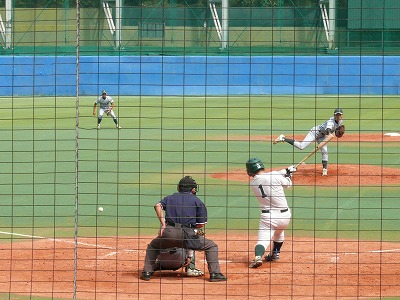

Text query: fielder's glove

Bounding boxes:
[285,165,297,178]
[106,110,111,116]
[335,125,345,138]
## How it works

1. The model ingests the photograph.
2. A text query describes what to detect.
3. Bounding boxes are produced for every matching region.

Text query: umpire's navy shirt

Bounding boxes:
[160,192,207,227]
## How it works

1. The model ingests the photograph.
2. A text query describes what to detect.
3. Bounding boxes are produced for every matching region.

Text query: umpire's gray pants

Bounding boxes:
[143,225,222,274]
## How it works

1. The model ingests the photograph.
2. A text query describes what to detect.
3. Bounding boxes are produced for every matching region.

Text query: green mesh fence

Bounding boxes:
[1,1,400,299]
[1,2,400,55]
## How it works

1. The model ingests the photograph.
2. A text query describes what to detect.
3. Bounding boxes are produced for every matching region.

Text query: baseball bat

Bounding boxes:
[294,133,335,169]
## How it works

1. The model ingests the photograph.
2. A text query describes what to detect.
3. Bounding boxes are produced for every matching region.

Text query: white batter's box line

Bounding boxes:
[340,248,400,255]
[384,132,400,137]
[370,248,400,253]
[0,230,145,254]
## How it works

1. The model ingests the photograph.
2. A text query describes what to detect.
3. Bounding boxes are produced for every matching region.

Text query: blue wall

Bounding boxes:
[1,56,399,96]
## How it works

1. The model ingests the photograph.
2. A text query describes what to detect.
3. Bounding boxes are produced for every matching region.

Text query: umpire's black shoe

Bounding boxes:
[209,273,227,282]
[140,272,152,281]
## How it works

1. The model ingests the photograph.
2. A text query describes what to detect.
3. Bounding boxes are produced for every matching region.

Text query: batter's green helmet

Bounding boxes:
[246,158,265,176]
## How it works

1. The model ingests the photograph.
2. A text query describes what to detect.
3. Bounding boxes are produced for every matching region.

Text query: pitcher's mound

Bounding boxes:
[211,164,400,186]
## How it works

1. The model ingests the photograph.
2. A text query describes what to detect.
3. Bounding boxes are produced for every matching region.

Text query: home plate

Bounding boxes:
[384,132,400,137]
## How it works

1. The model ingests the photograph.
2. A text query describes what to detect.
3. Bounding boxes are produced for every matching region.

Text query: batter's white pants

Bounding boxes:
[257,209,291,250]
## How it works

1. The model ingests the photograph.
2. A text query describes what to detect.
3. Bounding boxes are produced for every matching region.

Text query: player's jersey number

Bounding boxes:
[258,184,267,198]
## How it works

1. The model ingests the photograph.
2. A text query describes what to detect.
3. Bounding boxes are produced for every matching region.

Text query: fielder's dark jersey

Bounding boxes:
[160,192,207,227]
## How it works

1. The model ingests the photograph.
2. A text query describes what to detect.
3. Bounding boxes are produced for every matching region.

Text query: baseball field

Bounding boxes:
[1,95,400,299]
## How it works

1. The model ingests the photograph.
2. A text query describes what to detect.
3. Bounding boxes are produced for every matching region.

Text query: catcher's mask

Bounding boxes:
[334,108,343,115]
[246,158,265,176]
[178,176,199,193]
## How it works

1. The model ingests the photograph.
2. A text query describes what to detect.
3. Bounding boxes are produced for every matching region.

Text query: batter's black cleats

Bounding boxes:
[265,252,280,262]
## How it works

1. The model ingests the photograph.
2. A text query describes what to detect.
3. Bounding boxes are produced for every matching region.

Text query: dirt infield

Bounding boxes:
[1,235,400,299]
[211,132,400,186]
[211,163,400,186]
[227,132,400,143]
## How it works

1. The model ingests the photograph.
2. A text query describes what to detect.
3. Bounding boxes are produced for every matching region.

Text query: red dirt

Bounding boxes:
[1,235,400,299]
[226,132,400,143]
[211,132,400,186]
[211,163,400,186]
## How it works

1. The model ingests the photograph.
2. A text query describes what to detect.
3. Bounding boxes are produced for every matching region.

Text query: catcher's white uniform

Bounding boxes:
[249,169,292,252]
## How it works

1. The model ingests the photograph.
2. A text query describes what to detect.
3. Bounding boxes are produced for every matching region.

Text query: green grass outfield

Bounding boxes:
[0,95,399,243]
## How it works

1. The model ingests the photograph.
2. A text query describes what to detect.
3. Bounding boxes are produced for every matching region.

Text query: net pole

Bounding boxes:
[328,0,336,49]
[73,0,81,299]
[5,0,12,49]
[221,0,228,49]
[116,0,122,49]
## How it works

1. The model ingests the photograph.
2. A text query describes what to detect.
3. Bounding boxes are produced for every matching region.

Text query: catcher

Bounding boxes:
[92,90,121,129]
[274,108,345,176]
[154,247,204,277]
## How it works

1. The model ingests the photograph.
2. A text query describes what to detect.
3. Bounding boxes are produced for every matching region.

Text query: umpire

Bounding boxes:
[140,176,227,282]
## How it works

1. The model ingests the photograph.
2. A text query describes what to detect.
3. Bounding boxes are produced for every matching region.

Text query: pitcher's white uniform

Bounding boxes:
[274,108,344,175]
[294,116,343,162]
[249,169,292,252]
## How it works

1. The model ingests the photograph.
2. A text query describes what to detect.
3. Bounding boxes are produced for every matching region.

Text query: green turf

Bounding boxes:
[0,293,67,300]
[1,95,399,241]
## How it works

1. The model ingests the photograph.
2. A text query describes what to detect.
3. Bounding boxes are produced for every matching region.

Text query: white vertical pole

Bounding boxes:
[5,0,12,49]
[328,0,336,49]
[115,0,121,49]
[221,0,228,49]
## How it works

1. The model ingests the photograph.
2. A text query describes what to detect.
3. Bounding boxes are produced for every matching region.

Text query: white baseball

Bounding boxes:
[98,207,104,212]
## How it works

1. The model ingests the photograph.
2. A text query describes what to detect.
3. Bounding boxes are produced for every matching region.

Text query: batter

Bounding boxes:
[246,158,296,268]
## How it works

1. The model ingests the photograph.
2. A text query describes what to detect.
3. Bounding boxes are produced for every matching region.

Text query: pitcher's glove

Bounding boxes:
[335,125,345,138]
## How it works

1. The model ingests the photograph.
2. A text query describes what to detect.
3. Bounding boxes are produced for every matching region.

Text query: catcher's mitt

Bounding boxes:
[196,228,205,236]
[335,125,345,138]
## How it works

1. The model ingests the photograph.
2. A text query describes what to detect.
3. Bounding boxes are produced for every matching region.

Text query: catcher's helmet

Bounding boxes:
[178,176,199,193]
[246,158,265,176]
[334,108,343,115]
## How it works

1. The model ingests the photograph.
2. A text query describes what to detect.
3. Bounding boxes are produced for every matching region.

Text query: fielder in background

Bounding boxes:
[92,90,121,129]
[140,176,227,282]
[246,158,295,268]
[273,108,344,176]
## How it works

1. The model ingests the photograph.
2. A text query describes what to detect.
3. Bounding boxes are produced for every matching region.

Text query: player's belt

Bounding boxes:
[261,208,289,214]
[166,221,194,228]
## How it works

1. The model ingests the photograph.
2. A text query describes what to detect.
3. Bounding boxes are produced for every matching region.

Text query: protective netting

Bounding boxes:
[1,1,400,299]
